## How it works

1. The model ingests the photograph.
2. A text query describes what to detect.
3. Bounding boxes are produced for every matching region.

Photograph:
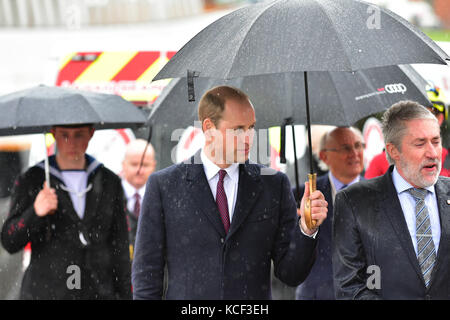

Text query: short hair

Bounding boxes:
[123,139,155,161]
[198,85,250,127]
[319,126,364,152]
[52,123,93,129]
[382,100,437,164]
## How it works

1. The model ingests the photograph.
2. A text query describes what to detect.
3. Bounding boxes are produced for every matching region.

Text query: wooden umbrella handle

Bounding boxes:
[304,173,317,230]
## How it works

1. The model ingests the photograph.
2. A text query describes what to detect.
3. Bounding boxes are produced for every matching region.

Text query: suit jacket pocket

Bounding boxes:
[246,204,278,223]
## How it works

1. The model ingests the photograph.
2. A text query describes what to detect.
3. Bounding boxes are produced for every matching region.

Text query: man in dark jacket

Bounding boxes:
[132,85,328,300]
[120,139,156,259]
[333,101,450,299]
[293,126,365,300]
[1,125,131,300]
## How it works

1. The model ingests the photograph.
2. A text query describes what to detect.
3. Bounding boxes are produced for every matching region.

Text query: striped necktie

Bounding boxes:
[408,188,436,288]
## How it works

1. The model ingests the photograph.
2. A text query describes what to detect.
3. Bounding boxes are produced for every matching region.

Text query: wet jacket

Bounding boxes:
[132,152,318,300]
[1,155,131,300]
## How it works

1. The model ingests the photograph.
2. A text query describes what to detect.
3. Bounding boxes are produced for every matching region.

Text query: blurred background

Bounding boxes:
[0,0,448,299]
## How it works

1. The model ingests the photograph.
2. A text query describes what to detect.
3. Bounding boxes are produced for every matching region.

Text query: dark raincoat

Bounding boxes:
[1,155,131,299]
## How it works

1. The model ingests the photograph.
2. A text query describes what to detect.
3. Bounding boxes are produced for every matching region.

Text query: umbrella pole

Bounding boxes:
[44,133,50,187]
[291,124,301,208]
[137,125,152,175]
[304,71,317,229]
[304,72,314,175]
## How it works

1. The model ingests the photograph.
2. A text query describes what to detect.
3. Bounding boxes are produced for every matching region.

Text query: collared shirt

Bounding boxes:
[201,149,317,238]
[328,171,360,204]
[201,150,240,222]
[121,179,146,213]
[392,166,441,255]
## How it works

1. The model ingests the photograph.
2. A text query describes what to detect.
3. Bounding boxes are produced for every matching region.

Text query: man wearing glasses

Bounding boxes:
[294,126,365,300]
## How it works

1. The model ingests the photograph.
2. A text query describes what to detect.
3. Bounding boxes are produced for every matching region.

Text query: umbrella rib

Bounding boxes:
[226,0,280,78]
[314,0,354,71]
[77,94,102,127]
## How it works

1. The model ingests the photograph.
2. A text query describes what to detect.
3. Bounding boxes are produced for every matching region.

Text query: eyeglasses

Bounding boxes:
[323,142,365,154]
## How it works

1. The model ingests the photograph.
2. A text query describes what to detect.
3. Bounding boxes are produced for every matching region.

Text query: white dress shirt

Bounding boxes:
[200,149,316,238]
[121,179,146,213]
[328,171,360,204]
[392,166,441,255]
[201,150,239,222]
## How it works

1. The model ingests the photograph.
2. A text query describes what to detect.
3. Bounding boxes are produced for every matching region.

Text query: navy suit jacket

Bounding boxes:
[333,166,450,299]
[293,174,334,300]
[132,152,318,300]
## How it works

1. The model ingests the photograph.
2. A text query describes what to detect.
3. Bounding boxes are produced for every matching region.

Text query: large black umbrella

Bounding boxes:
[154,0,449,79]
[0,85,147,185]
[151,0,449,228]
[149,64,432,129]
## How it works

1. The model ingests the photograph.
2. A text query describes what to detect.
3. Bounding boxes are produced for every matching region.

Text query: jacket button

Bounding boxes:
[425,294,431,300]
[220,238,224,244]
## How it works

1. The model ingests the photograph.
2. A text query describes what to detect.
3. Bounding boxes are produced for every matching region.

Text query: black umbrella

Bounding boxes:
[149,64,432,225]
[149,64,432,129]
[0,85,146,136]
[0,85,147,185]
[151,0,449,228]
[154,0,449,79]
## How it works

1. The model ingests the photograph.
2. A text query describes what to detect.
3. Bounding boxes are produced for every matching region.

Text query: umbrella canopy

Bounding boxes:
[0,85,147,136]
[154,0,449,80]
[149,65,432,129]
[0,85,147,187]
[149,0,449,227]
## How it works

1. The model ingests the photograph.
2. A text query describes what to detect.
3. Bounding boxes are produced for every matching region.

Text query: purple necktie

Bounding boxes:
[133,193,141,218]
[216,170,230,234]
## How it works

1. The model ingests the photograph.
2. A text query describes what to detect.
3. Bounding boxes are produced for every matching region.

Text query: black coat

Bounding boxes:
[332,166,450,299]
[1,155,131,300]
[293,174,335,300]
[132,152,318,300]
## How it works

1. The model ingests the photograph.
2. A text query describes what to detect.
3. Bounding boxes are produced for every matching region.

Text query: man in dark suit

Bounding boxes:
[121,139,156,260]
[132,85,328,300]
[333,100,450,299]
[294,126,365,300]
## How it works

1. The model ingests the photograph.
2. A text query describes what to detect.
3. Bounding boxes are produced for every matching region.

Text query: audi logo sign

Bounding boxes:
[384,83,407,94]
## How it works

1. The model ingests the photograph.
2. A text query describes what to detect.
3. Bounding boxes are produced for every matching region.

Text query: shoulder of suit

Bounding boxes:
[341,174,385,199]
[17,165,44,187]
[95,165,120,183]
[438,175,450,184]
[244,162,285,179]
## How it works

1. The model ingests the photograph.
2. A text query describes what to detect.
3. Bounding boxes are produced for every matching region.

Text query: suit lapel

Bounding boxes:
[321,177,333,219]
[429,178,450,287]
[184,154,228,237]
[227,163,262,238]
[379,168,424,281]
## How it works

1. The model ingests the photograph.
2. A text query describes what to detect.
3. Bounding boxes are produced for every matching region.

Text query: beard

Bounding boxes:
[398,157,441,188]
